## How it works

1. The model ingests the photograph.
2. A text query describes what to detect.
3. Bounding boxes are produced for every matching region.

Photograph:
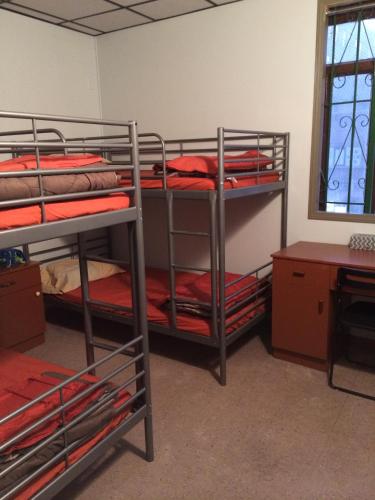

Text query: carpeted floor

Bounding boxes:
[28,315,375,500]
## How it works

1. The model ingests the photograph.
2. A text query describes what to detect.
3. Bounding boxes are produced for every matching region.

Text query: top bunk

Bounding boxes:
[67,127,290,201]
[0,110,142,248]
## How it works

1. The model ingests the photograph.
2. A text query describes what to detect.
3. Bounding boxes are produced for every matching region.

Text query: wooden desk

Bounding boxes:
[271,241,375,371]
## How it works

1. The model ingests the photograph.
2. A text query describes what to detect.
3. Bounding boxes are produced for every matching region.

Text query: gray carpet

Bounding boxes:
[28,318,375,500]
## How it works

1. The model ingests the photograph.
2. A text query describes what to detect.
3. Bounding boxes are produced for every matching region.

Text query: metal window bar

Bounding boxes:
[364,70,375,211]
[322,7,375,214]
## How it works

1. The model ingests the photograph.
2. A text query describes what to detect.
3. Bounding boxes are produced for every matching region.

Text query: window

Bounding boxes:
[309,0,375,221]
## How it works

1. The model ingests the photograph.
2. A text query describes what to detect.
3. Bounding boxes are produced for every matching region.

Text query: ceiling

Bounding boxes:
[0,0,242,36]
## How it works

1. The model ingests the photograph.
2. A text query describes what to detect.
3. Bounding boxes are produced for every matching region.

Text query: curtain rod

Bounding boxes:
[327,1,375,16]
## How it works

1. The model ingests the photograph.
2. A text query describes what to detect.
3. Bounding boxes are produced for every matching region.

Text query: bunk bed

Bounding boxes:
[0,110,153,499]
[42,127,289,386]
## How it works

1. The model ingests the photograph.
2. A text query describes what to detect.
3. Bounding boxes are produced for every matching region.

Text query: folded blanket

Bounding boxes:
[0,154,107,172]
[0,373,109,456]
[166,272,263,318]
[0,169,118,202]
[0,386,130,494]
[0,154,119,201]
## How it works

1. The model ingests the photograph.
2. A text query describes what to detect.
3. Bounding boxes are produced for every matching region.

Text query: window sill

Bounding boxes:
[308,208,375,224]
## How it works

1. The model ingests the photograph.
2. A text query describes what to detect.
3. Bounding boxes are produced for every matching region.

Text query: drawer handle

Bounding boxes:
[35,291,41,297]
[292,271,305,278]
[0,280,16,288]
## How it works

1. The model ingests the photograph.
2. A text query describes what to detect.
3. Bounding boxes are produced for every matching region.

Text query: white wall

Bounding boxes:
[0,9,101,137]
[97,0,375,268]
[0,9,102,254]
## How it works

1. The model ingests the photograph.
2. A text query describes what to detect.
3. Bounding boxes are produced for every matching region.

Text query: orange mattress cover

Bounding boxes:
[55,267,265,337]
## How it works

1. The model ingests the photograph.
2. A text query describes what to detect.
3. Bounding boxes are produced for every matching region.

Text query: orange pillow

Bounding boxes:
[163,150,272,175]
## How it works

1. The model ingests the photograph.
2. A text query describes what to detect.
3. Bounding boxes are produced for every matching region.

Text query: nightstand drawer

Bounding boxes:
[0,263,41,297]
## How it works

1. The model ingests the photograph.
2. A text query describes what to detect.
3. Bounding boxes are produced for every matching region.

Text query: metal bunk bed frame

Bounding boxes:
[54,127,290,386]
[140,128,289,386]
[0,111,153,499]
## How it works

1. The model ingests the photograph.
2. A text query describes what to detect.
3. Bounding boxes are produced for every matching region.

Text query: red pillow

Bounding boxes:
[164,150,272,175]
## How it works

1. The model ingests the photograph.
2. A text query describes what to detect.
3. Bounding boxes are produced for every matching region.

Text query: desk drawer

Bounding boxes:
[0,264,41,297]
[275,259,331,287]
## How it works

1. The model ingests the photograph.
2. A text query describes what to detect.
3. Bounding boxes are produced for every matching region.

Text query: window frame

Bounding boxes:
[309,0,375,223]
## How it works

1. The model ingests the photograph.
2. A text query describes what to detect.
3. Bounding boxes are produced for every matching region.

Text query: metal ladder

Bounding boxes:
[165,190,228,385]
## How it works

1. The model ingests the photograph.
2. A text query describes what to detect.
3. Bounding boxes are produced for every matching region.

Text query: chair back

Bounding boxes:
[337,267,375,297]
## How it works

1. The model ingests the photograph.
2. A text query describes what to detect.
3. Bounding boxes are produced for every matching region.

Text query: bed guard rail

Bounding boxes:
[0,110,141,224]
[0,335,147,499]
[62,128,289,193]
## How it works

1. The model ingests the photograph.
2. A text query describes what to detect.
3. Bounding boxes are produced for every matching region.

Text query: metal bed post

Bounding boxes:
[209,191,219,340]
[217,127,227,386]
[129,121,154,461]
[166,190,178,330]
[128,222,140,338]
[281,133,290,249]
[127,220,146,404]
[31,119,47,223]
[77,231,96,372]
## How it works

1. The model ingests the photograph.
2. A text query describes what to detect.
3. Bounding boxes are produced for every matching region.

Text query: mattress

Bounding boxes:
[53,267,266,337]
[0,194,130,230]
[0,349,131,499]
[121,171,280,191]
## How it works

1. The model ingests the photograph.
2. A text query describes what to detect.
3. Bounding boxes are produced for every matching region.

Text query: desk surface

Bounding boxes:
[272,241,375,270]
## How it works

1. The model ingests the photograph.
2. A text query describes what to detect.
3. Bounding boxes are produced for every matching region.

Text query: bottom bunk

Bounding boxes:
[43,262,270,344]
[0,338,147,500]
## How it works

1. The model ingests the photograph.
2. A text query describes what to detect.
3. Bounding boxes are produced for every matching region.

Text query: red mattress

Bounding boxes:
[0,194,130,230]
[121,171,280,191]
[0,349,131,499]
[54,267,265,337]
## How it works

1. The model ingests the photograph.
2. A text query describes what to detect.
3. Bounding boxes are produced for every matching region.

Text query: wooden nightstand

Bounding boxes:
[0,261,45,352]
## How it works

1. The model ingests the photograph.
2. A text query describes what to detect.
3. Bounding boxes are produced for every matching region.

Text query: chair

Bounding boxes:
[328,266,375,401]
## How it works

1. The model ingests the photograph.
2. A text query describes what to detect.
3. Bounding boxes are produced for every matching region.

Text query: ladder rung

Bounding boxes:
[92,341,138,357]
[84,254,129,268]
[172,264,210,273]
[86,298,133,314]
[171,230,209,237]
